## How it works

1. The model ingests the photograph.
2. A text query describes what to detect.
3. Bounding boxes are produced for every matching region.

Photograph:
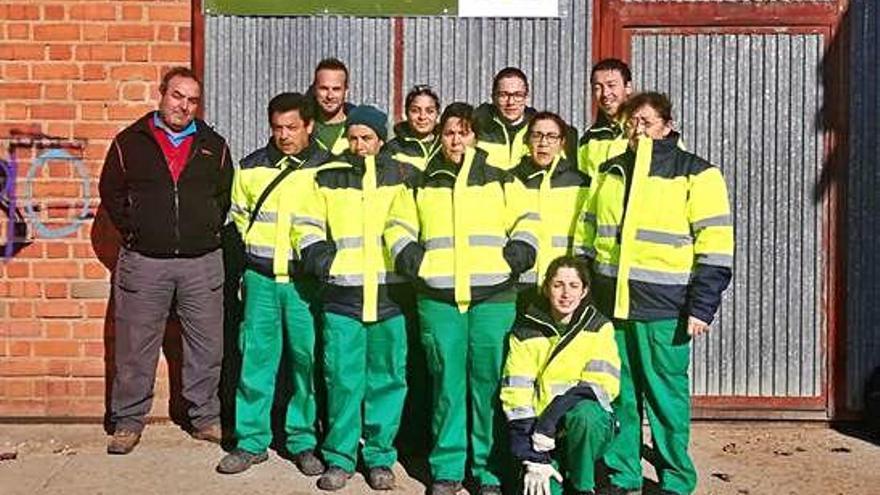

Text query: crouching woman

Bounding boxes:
[501,256,620,495]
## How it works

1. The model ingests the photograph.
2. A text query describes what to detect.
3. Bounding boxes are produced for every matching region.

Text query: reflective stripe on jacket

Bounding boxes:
[385,147,539,312]
[473,103,535,170]
[577,113,628,183]
[229,140,328,282]
[510,153,591,286]
[293,151,417,322]
[576,135,733,322]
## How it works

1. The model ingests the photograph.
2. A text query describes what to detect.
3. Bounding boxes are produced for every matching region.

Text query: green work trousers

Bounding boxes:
[321,311,407,472]
[603,318,696,495]
[234,269,319,455]
[418,297,516,486]
[523,399,615,494]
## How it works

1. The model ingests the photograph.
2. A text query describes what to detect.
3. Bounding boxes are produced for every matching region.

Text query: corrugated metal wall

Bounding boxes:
[847,0,880,410]
[204,16,393,161]
[631,33,825,397]
[401,0,591,131]
[204,0,590,160]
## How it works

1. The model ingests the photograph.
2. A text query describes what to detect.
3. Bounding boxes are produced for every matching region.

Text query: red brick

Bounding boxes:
[70,358,105,377]
[73,82,116,100]
[0,320,41,337]
[178,27,191,43]
[0,43,45,61]
[147,6,190,22]
[12,242,44,259]
[82,341,104,358]
[108,103,154,121]
[0,359,45,376]
[70,398,105,416]
[7,4,40,20]
[151,45,189,62]
[34,340,80,357]
[121,5,142,20]
[82,63,106,81]
[47,44,72,61]
[82,261,109,279]
[9,301,33,318]
[43,83,69,100]
[3,63,30,80]
[44,282,69,299]
[83,379,104,397]
[120,82,147,101]
[124,45,149,62]
[32,260,79,279]
[34,24,80,42]
[8,341,32,357]
[73,123,122,140]
[47,379,71,397]
[72,321,104,339]
[108,24,153,42]
[33,63,79,80]
[81,24,107,42]
[110,64,157,82]
[42,4,66,21]
[157,25,176,42]
[0,82,40,99]
[71,281,110,299]
[7,23,30,40]
[5,379,32,397]
[84,300,108,318]
[5,103,28,119]
[44,321,72,338]
[46,243,71,259]
[44,122,72,139]
[70,4,116,21]
[75,44,123,62]
[0,400,47,416]
[46,359,72,376]
[80,103,106,121]
[30,103,76,120]
[5,261,30,278]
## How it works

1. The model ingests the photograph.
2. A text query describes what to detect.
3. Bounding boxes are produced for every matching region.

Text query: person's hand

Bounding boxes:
[522,461,563,495]
[687,315,709,336]
[531,431,555,452]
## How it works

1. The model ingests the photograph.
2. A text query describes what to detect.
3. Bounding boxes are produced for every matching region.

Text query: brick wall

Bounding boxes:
[0,0,192,418]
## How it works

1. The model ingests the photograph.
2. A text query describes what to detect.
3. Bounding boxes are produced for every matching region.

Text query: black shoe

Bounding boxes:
[292,449,325,476]
[599,486,640,495]
[215,449,269,474]
[430,480,463,495]
[659,491,681,495]
[367,466,396,490]
[316,465,352,491]
[480,484,502,495]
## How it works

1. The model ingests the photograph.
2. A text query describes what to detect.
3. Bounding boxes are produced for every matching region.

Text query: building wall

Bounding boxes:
[0,0,192,417]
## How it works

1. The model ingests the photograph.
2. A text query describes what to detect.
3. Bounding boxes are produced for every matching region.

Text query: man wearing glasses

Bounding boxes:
[473,67,536,170]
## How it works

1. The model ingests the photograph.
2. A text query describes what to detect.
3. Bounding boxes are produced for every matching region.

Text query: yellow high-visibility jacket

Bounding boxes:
[510,153,591,287]
[292,151,418,322]
[473,103,535,170]
[229,140,329,282]
[577,113,628,183]
[500,298,620,461]
[385,147,540,312]
[575,134,733,323]
[383,121,440,172]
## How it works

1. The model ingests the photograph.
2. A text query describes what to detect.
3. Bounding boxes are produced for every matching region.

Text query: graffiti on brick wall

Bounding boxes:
[1,130,92,261]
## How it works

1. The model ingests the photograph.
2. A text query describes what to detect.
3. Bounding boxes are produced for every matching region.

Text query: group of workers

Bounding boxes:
[99,56,733,495]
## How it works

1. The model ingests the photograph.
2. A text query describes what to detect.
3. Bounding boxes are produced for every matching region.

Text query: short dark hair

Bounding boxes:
[159,66,200,95]
[405,85,440,113]
[313,57,349,87]
[267,92,316,124]
[492,66,529,95]
[527,111,568,145]
[622,92,673,123]
[439,102,474,133]
[590,58,632,85]
[541,255,591,296]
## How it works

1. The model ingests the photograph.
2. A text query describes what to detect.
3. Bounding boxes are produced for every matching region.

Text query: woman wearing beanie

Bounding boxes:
[384,102,539,495]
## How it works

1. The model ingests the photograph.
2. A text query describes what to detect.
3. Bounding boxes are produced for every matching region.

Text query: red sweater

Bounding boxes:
[149,119,194,182]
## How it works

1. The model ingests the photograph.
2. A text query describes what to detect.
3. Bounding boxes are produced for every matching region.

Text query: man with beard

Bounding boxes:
[311,58,355,156]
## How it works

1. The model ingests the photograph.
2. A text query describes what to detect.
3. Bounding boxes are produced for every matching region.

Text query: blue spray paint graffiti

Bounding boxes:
[1,131,90,261]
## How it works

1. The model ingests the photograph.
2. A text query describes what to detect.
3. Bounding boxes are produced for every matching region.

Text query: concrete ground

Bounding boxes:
[1,422,878,494]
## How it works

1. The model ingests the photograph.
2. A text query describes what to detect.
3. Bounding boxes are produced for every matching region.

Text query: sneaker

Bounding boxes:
[191,423,222,444]
[316,465,352,491]
[215,449,269,474]
[480,485,502,495]
[599,486,641,495]
[366,466,396,490]
[430,480,463,495]
[107,429,141,455]
[292,449,325,476]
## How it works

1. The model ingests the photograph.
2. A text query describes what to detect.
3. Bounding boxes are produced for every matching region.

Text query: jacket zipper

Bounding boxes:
[173,183,180,255]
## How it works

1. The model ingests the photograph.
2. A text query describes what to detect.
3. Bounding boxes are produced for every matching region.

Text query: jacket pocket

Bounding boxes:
[647,318,691,376]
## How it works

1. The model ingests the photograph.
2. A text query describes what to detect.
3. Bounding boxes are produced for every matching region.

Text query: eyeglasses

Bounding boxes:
[529,132,562,144]
[495,91,528,102]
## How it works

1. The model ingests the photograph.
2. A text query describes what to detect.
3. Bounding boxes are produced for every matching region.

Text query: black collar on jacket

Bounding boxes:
[265,138,327,169]
[523,297,600,337]
[130,112,211,146]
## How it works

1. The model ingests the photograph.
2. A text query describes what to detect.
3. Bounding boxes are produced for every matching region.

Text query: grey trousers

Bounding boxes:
[110,247,224,432]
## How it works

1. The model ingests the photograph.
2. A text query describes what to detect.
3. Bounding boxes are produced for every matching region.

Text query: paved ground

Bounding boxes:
[1,422,878,494]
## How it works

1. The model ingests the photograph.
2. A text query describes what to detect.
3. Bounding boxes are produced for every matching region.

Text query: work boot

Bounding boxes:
[292,449,325,476]
[316,465,352,491]
[215,449,269,474]
[366,466,396,490]
[430,480,463,495]
[107,429,141,455]
[480,485,502,495]
[191,423,222,444]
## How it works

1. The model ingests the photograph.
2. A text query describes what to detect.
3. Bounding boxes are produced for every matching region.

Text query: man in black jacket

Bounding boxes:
[99,66,233,455]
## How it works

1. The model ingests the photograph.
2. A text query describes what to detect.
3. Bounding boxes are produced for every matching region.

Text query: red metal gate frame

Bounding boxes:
[592,0,849,420]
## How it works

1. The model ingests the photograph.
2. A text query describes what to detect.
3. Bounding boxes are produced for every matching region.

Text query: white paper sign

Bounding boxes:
[459,0,559,18]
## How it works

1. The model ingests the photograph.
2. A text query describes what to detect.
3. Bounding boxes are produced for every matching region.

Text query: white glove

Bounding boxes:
[522,461,563,495]
[531,431,556,452]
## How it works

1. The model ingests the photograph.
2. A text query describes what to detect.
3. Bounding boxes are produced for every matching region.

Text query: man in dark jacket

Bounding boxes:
[99,66,233,455]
